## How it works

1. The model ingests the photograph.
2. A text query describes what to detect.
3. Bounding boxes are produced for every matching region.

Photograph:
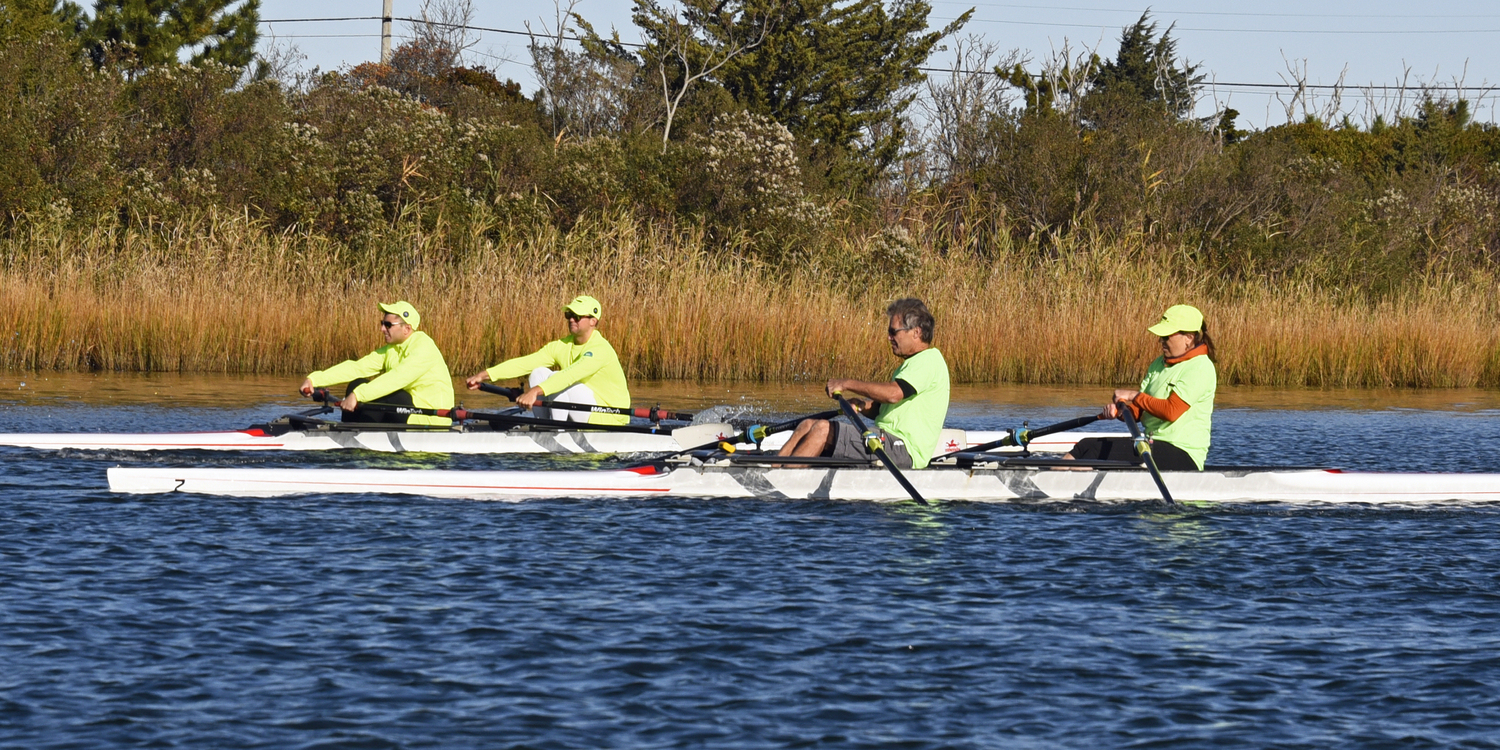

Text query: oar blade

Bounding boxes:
[670,422,738,451]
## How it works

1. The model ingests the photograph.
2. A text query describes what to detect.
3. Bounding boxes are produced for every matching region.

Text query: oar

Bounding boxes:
[477,382,694,421]
[315,389,730,441]
[667,408,842,455]
[834,392,927,506]
[934,414,1103,461]
[1117,400,1175,504]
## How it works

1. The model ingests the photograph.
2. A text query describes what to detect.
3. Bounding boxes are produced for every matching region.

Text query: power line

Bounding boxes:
[937,16,1500,34]
[256,16,1498,92]
[928,1,1500,20]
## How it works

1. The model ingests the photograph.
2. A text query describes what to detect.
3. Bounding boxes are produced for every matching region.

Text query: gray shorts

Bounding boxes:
[827,421,914,469]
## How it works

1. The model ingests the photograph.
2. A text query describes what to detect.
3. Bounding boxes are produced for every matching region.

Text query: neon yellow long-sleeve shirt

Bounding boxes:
[308,331,455,426]
[485,332,630,426]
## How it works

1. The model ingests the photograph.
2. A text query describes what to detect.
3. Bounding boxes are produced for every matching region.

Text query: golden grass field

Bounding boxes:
[3,212,1498,388]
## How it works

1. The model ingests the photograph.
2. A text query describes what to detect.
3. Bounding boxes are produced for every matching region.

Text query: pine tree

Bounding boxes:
[0,0,75,43]
[1090,11,1202,118]
[632,0,968,177]
[61,0,259,69]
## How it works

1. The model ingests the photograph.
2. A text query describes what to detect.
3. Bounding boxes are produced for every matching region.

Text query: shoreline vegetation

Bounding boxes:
[5,8,1500,387]
[4,211,1498,388]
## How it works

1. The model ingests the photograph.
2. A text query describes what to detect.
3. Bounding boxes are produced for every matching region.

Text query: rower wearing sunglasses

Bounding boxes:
[776,298,951,469]
[298,301,456,425]
[464,295,630,425]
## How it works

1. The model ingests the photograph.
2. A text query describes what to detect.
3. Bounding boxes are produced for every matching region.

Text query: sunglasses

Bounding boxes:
[888,326,912,337]
[381,320,404,329]
[564,312,580,321]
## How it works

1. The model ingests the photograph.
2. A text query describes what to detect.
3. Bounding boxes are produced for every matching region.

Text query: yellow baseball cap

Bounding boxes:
[378,300,421,329]
[1147,304,1203,336]
[563,295,602,319]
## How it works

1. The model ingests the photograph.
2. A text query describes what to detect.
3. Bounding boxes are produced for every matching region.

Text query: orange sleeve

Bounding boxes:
[1133,391,1191,422]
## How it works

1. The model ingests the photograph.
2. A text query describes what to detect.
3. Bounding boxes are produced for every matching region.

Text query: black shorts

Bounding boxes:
[343,378,415,424]
[1069,436,1199,471]
[825,421,915,469]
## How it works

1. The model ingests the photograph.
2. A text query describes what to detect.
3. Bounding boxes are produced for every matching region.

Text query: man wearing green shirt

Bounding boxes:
[464,295,631,426]
[776,298,951,469]
[298,301,455,426]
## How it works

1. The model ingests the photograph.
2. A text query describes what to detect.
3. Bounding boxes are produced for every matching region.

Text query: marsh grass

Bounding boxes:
[3,211,1498,388]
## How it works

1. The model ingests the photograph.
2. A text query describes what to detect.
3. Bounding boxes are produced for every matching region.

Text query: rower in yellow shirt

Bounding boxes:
[298,301,455,426]
[464,295,631,426]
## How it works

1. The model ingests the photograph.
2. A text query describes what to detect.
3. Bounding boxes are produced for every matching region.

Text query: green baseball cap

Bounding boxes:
[1147,304,1203,336]
[563,295,602,319]
[378,300,421,330]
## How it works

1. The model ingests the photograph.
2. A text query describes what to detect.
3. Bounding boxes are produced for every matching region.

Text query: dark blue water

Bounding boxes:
[4,377,1500,748]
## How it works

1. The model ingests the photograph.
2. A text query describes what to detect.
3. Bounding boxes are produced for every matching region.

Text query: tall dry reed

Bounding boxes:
[3,212,1498,387]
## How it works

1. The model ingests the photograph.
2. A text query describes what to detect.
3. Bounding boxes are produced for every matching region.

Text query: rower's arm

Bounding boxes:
[308,350,386,389]
[485,343,562,382]
[1133,391,1191,422]
[828,379,909,405]
[537,347,613,396]
[352,339,446,402]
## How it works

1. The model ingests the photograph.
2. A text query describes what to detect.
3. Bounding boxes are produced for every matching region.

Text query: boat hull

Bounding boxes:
[106,464,1500,504]
[0,428,1107,455]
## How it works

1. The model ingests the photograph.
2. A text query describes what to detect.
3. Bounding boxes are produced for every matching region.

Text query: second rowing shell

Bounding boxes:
[0,426,1115,455]
[106,463,1500,504]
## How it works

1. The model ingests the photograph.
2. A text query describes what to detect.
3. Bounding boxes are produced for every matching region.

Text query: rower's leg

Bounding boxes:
[551,383,597,423]
[528,368,555,420]
[777,419,832,458]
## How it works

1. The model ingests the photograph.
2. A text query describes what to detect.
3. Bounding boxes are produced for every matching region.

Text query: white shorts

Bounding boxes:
[529,368,596,423]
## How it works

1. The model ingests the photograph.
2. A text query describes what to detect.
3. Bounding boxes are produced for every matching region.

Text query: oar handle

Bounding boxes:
[478,383,523,399]
[834,392,927,505]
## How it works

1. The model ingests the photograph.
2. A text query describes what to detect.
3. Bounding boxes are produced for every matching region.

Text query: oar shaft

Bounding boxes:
[938,414,1102,459]
[834,394,927,506]
[1118,401,1175,504]
[477,382,692,421]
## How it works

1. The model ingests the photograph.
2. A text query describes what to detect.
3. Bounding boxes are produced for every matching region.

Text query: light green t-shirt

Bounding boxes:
[307,330,455,426]
[875,347,951,469]
[1139,352,1217,469]
[486,332,631,426]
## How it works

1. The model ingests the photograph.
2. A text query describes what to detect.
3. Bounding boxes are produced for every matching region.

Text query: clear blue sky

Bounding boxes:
[256,0,1500,129]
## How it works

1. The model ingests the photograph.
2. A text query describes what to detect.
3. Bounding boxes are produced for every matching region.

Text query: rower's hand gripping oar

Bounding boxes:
[933,414,1103,461]
[477,382,694,422]
[1117,399,1175,504]
[834,392,928,506]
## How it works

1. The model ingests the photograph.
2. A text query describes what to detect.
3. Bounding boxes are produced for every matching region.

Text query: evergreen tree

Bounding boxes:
[0,0,75,43]
[61,0,259,69]
[632,0,969,176]
[1090,11,1201,118]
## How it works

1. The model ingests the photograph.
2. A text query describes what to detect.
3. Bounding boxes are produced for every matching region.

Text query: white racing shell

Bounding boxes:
[107,463,1500,504]
[0,426,1116,456]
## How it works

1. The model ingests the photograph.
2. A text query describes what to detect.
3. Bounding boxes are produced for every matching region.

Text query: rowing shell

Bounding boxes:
[106,463,1500,504]
[0,425,1112,455]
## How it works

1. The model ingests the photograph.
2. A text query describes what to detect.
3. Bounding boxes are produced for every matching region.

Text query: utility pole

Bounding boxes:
[381,0,393,63]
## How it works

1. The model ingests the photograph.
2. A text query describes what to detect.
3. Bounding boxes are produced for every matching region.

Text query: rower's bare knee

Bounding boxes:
[795,419,831,457]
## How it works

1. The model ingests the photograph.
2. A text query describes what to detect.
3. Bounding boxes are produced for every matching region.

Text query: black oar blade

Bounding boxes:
[834,394,927,506]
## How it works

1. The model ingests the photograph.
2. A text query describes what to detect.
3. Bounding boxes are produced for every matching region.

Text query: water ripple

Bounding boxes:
[4,392,1500,748]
